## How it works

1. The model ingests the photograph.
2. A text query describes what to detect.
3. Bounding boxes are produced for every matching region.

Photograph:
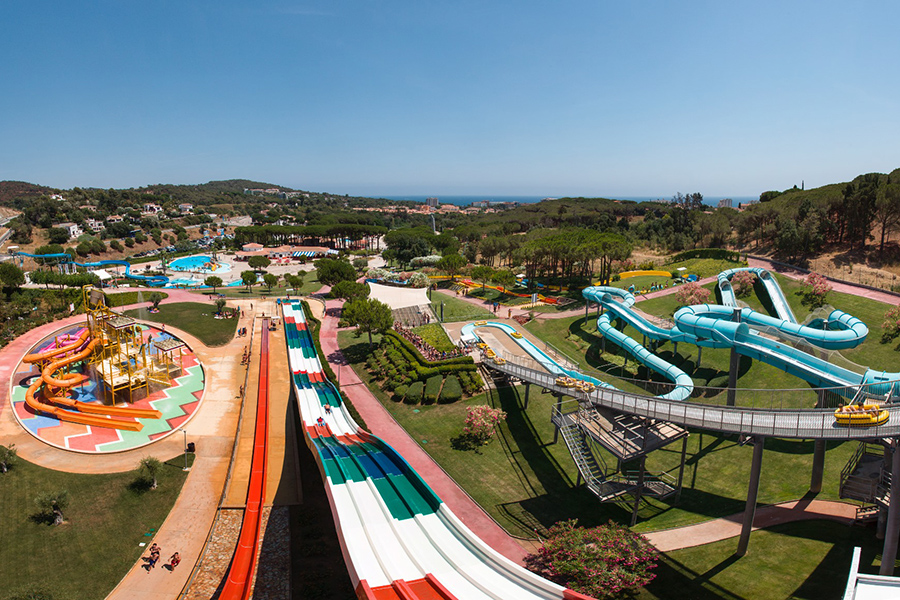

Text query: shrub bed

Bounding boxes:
[424,375,443,404]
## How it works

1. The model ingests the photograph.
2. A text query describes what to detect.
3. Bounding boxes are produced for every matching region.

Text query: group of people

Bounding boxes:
[393,323,464,362]
[627,282,669,296]
[241,345,250,365]
[145,543,180,572]
[237,327,248,337]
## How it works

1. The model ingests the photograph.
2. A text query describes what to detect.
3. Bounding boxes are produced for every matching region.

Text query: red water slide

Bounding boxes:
[219,322,270,600]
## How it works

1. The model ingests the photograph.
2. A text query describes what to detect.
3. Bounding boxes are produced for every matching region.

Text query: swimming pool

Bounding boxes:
[168,255,232,274]
[165,277,202,288]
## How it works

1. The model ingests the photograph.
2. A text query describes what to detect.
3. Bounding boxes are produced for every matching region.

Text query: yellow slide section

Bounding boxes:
[24,335,161,431]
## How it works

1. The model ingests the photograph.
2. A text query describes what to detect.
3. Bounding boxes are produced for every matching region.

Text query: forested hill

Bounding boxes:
[0,181,55,204]
[137,179,298,200]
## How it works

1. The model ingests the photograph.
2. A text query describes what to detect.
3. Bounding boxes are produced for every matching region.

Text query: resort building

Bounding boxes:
[52,222,83,239]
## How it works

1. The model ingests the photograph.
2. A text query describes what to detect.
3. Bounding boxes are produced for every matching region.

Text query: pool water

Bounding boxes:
[168,255,232,274]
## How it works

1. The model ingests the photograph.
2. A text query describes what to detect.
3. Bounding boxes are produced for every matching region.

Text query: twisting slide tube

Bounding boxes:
[23,335,161,431]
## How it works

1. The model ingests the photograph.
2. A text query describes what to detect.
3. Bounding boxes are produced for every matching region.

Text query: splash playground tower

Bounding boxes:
[13,286,205,452]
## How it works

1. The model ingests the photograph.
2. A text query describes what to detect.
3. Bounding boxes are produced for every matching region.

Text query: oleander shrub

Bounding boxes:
[674,281,711,306]
[439,375,462,404]
[731,269,756,298]
[424,375,443,404]
[525,519,658,599]
[405,381,424,404]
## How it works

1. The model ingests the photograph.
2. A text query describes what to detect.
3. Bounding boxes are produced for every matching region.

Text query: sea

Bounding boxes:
[383,195,759,208]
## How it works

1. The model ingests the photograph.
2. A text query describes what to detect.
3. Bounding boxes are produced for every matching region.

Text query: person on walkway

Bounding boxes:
[168,553,181,570]
[507,308,512,319]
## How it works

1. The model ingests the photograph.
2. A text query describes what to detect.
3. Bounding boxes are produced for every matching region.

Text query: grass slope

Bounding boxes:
[0,457,189,600]
[125,302,237,346]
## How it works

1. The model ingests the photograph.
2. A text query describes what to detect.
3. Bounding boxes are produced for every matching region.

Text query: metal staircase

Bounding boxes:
[558,420,632,503]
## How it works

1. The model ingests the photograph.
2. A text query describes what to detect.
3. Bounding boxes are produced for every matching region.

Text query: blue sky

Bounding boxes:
[1,1,898,197]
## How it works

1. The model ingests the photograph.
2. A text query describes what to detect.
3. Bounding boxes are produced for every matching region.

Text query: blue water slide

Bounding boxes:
[13,251,169,286]
[581,280,898,400]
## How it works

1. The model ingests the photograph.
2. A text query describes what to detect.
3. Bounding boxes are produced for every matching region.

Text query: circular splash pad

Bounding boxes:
[10,324,206,454]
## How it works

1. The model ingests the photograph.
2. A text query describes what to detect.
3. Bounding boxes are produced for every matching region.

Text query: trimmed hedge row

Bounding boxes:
[668,248,741,263]
[383,330,475,367]
[301,301,368,431]
[424,375,442,404]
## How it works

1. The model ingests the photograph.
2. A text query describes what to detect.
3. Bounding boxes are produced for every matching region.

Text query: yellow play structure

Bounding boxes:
[82,285,186,405]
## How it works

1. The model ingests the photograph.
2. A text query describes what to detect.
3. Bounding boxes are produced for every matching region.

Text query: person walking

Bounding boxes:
[168,552,181,570]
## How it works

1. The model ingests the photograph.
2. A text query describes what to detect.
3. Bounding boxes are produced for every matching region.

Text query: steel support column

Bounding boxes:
[810,439,826,493]
[880,440,900,575]
[736,437,765,556]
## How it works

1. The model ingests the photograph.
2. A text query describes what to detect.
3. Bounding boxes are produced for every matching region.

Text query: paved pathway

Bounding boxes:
[316,295,533,565]
[645,499,857,552]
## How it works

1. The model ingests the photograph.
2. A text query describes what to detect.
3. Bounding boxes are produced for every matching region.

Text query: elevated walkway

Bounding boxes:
[485,353,900,440]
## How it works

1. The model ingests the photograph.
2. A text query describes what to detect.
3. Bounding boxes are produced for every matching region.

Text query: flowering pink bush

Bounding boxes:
[525,519,658,599]
[800,272,831,308]
[610,259,635,276]
[675,281,711,306]
[731,270,755,298]
[462,405,507,446]
[882,305,900,343]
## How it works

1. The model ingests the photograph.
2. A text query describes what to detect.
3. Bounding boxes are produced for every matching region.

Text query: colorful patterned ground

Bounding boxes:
[10,324,205,453]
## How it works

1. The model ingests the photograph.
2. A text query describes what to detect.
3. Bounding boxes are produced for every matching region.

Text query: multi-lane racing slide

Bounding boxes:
[13,251,169,286]
[282,300,590,600]
[219,323,270,600]
[23,330,161,431]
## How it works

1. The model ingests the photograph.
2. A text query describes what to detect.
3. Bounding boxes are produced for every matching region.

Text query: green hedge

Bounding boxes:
[439,375,462,404]
[424,375,442,404]
[668,248,740,263]
[405,381,424,404]
[301,301,368,431]
[383,331,477,380]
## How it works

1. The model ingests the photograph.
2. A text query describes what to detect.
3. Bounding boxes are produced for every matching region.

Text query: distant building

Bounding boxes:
[85,218,105,233]
[178,203,193,214]
[106,215,125,224]
[143,203,163,214]
[718,198,733,209]
[53,222,83,239]
[425,197,439,208]
[471,200,490,209]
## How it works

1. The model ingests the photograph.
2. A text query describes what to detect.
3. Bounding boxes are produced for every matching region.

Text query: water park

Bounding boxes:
[5,259,900,600]
[168,254,232,274]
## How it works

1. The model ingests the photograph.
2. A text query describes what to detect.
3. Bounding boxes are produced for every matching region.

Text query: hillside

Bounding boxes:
[0,181,56,204]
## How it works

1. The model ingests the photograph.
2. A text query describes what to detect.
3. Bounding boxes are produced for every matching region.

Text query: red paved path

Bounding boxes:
[316,294,532,564]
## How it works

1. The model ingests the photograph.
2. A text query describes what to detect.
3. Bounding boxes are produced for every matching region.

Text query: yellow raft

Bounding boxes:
[834,404,889,427]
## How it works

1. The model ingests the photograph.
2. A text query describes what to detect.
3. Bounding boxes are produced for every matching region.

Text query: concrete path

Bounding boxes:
[316,295,533,565]
[646,499,857,552]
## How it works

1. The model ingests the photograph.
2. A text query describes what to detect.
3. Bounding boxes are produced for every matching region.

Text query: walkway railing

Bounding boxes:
[487,354,900,440]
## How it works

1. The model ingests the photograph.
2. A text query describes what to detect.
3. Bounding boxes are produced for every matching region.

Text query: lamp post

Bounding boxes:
[182,429,190,472]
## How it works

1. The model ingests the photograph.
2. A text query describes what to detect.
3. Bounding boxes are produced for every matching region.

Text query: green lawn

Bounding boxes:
[0,456,190,600]
[466,287,532,306]
[125,302,238,346]
[431,292,494,322]
[641,520,882,600]
[411,323,457,351]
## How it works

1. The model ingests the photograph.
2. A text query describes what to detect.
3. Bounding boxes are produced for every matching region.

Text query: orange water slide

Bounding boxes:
[24,336,160,431]
[23,329,91,365]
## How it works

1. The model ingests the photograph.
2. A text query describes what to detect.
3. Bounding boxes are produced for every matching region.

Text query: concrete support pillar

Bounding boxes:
[736,437,765,556]
[697,346,702,368]
[878,507,888,540]
[585,302,589,322]
[523,382,531,410]
[880,441,900,575]
[552,394,562,445]
[810,439,827,493]
[676,435,689,503]
[630,456,646,527]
